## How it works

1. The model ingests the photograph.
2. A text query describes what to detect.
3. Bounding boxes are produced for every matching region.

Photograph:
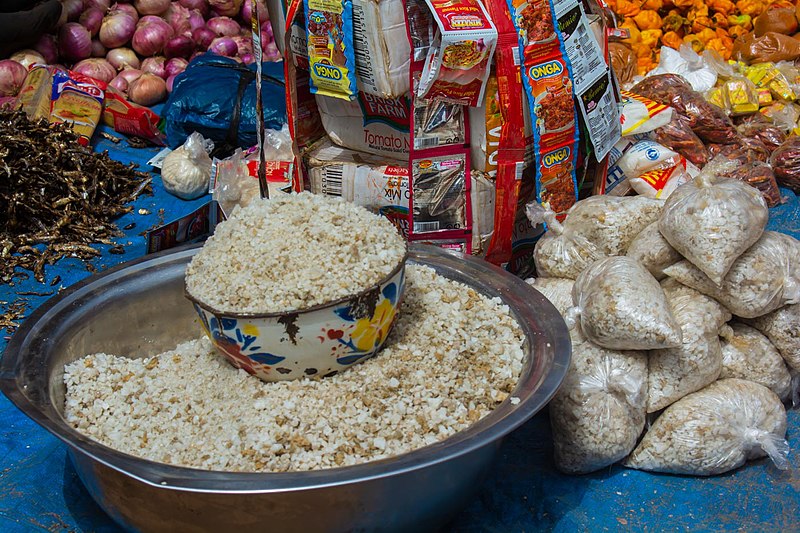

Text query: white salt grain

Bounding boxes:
[185,193,406,314]
[64,265,525,473]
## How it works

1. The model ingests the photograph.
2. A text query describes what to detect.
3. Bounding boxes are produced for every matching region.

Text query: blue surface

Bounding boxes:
[0,132,799,531]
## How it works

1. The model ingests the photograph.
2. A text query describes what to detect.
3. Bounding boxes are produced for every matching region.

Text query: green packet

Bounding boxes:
[304,0,357,100]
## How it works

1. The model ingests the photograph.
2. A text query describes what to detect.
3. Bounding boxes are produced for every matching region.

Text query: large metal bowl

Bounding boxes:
[0,244,570,533]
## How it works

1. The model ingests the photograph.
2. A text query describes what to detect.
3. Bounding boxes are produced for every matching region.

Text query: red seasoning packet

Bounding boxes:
[418,0,498,107]
[102,87,166,146]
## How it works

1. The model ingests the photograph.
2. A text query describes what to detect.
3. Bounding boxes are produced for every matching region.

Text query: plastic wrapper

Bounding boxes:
[646,45,717,93]
[629,157,696,200]
[631,74,739,145]
[625,379,789,476]
[559,196,664,256]
[626,221,682,280]
[619,91,673,137]
[704,86,730,114]
[762,102,800,134]
[526,203,604,280]
[770,136,800,192]
[663,231,800,319]
[647,288,731,413]
[651,113,709,167]
[754,8,798,38]
[411,154,468,234]
[736,116,787,151]
[724,76,760,116]
[616,140,680,179]
[549,342,648,474]
[720,324,792,402]
[707,140,769,165]
[211,149,252,216]
[743,303,800,373]
[658,159,769,286]
[609,42,636,86]
[733,32,800,64]
[526,277,587,346]
[726,161,782,208]
[569,256,682,351]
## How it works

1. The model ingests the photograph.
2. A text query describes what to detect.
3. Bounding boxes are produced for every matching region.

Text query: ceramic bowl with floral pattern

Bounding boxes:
[185,257,407,382]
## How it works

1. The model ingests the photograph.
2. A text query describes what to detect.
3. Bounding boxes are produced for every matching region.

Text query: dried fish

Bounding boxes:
[0,110,152,283]
[0,302,26,332]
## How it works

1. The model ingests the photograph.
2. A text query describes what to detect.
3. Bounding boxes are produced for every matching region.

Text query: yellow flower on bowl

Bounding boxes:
[350,298,397,353]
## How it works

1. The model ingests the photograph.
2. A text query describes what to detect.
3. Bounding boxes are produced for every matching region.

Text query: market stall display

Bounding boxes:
[2,0,800,530]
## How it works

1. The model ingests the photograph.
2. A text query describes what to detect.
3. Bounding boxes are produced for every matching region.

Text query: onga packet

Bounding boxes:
[304,0,357,100]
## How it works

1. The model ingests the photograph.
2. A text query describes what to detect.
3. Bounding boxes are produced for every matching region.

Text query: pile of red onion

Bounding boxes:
[0,0,281,107]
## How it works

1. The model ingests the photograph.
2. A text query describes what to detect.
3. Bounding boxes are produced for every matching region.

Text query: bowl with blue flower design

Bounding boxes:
[185,257,407,382]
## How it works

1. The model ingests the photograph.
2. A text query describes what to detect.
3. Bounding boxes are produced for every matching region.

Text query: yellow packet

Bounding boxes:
[705,86,730,113]
[757,87,773,106]
[725,77,759,116]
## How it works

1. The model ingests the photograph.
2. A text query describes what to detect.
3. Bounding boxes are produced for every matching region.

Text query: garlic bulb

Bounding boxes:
[161,133,213,200]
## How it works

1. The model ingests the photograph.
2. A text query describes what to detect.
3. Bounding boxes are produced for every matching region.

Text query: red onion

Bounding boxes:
[240,0,268,24]
[165,56,187,76]
[128,72,167,105]
[166,73,177,92]
[79,8,105,36]
[191,27,216,49]
[263,40,280,61]
[91,39,108,57]
[179,0,209,17]
[231,35,252,56]
[10,50,45,69]
[165,35,194,58]
[73,58,116,82]
[84,0,112,10]
[141,56,167,78]
[132,21,173,56]
[59,22,92,62]
[207,16,240,37]
[165,2,192,34]
[240,52,254,64]
[119,67,142,83]
[0,96,18,109]
[99,11,137,48]
[113,3,139,22]
[0,60,28,97]
[188,9,205,31]
[33,34,59,64]
[109,73,129,92]
[106,47,140,69]
[209,0,242,17]
[208,36,237,56]
[134,0,171,15]
[62,0,84,22]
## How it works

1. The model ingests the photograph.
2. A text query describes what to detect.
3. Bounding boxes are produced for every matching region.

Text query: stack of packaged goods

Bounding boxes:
[282,0,621,277]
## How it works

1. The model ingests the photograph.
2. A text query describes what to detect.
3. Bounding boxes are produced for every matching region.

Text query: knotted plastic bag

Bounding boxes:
[568,257,682,350]
[721,324,792,402]
[659,157,769,286]
[647,286,730,412]
[625,379,789,476]
[549,341,648,474]
[526,277,586,346]
[526,203,604,280]
[663,231,800,319]
[744,303,800,372]
[552,195,664,256]
[626,221,682,280]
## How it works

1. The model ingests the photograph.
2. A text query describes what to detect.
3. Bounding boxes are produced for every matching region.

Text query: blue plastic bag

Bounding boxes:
[163,54,286,149]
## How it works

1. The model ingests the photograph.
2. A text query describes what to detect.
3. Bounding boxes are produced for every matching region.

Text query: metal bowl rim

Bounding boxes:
[0,243,571,494]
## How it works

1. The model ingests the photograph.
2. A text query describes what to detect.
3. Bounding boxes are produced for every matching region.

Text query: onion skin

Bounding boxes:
[128,72,167,106]
[207,16,240,37]
[73,58,116,83]
[59,23,93,62]
[106,47,141,70]
[141,56,167,78]
[132,21,173,56]
[0,60,28,97]
[33,34,59,64]
[99,11,137,48]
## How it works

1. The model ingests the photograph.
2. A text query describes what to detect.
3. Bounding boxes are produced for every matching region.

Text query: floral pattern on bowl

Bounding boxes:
[187,262,406,382]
